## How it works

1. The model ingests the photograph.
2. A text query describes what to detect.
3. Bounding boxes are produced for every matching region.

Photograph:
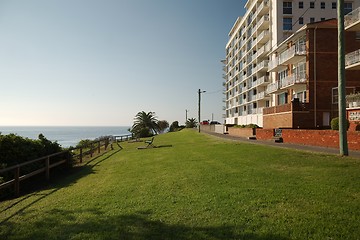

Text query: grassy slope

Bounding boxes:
[1,130,360,240]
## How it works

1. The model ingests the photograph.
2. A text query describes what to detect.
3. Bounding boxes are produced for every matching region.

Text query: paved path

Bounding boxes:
[203,131,360,159]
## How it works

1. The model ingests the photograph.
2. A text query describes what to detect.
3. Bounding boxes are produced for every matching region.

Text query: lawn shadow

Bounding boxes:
[0,148,122,223]
[0,208,290,240]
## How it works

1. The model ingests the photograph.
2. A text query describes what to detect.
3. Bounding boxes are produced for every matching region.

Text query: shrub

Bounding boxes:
[331,117,350,130]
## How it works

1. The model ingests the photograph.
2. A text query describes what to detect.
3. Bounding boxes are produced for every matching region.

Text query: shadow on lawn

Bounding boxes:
[0,208,289,240]
[0,149,121,224]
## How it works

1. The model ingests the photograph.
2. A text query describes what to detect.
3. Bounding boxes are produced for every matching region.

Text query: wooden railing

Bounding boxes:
[0,135,124,198]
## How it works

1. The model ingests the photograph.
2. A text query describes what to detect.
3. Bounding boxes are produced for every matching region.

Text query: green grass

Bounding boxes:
[1,129,360,240]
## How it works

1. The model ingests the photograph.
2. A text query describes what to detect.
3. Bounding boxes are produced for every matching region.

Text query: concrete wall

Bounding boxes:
[228,127,255,138]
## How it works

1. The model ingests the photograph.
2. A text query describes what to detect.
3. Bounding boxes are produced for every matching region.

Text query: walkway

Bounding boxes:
[203,131,360,159]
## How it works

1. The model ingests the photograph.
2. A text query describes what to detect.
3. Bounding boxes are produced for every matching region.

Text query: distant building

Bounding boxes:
[264,19,360,129]
[223,0,360,127]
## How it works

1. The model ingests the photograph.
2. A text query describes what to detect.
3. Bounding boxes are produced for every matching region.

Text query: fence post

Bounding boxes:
[46,156,50,180]
[80,148,83,163]
[14,166,20,197]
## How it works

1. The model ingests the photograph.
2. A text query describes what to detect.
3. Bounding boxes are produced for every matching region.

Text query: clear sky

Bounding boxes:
[0,0,245,126]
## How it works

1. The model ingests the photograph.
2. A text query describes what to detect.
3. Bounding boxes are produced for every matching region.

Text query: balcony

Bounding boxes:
[266,81,280,94]
[279,72,307,90]
[279,44,306,65]
[268,44,306,72]
[263,101,310,115]
[256,15,269,31]
[256,0,269,16]
[268,58,287,72]
[253,75,269,88]
[255,60,269,73]
[344,7,360,31]
[256,30,270,45]
[345,49,360,70]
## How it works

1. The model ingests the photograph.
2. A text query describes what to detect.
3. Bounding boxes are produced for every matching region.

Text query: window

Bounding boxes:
[344,2,353,14]
[310,17,315,23]
[310,2,315,8]
[278,92,288,105]
[283,1,292,14]
[299,1,304,8]
[299,17,304,24]
[356,32,360,40]
[283,17,293,30]
[321,18,325,21]
[332,2,336,9]
[321,2,325,9]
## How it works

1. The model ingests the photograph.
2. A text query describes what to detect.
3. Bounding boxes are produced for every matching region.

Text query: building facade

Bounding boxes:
[223,0,359,127]
[264,19,360,129]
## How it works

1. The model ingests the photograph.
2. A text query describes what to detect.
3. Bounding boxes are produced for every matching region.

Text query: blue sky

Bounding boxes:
[0,0,245,126]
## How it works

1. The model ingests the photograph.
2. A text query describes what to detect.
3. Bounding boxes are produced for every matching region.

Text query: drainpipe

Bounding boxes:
[314,27,318,128]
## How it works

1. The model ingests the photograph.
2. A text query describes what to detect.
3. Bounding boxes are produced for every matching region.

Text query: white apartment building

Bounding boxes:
[223,0,359,126]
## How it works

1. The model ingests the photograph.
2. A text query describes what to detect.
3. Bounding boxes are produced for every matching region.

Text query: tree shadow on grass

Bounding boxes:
[0,208,290,240]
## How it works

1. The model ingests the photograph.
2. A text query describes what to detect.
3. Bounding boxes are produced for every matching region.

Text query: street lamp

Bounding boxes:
[198,89,206,133]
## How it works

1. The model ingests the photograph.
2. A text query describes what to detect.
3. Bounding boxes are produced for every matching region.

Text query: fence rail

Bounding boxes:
[0,134,132,198]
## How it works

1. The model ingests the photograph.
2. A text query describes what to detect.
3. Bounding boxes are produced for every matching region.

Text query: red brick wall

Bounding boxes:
[263,112,293,129]
[255,129,360,151]
[256,129,274,140]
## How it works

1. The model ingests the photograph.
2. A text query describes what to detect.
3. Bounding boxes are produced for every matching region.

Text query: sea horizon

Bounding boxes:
[0,126,131,148]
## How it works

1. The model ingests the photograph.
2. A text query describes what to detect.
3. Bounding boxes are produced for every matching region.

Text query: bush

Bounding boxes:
[234,124,259,129]
[331,117,350,130]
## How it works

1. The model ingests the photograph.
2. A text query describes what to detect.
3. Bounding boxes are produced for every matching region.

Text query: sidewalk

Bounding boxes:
[203,131,360,159]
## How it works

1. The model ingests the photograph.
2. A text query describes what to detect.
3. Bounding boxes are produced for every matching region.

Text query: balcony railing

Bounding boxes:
[266,81,280,94]
[345,49,360,68]
[344,7,360,29]
[278,44,306,65]
[280,72,307,89]
[263,101,309,115]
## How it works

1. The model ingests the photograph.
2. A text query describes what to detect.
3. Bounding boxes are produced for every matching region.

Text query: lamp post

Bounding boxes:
[198,89,206,133]
[185,109,188,124]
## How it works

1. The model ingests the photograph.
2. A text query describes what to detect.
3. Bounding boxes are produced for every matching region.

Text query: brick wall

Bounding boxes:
[228,127,255,138]
[256,128,360,151]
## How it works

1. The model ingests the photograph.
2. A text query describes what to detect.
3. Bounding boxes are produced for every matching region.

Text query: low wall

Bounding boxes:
[228,127,255,138]
[257,129,360,151]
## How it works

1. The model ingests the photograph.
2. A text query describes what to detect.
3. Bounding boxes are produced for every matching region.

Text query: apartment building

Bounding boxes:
[223,0,359,127]
[345,6,360,70]
[264,19,360,129]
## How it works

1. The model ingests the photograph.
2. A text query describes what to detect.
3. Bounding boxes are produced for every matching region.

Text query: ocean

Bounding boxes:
[0,126,131,148]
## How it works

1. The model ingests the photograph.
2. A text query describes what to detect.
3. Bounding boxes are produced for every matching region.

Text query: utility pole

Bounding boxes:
[198,89,206,133]
[185,109,188,124]
[338,0,349,156]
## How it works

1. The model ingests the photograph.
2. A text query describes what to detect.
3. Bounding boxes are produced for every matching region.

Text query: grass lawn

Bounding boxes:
[1,129,360,240]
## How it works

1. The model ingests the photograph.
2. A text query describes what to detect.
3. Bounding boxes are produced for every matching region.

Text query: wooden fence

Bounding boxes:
[0,134,133,198]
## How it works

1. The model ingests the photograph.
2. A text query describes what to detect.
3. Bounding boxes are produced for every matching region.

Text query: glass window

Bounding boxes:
[321,18,325,21]
[299,17,304,24]
[299,1,304,9]
[310,2,315,8]
[310,17,315,23]
[321,2,325,9]
[283,2,292,14]
[344,2,353,14]
[283,18,293,30]
[332,2,336,9]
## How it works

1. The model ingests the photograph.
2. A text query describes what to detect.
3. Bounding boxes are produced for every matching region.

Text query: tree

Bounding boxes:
[130,111,160,137]
[185,118,197,128]
[157,120,169,133]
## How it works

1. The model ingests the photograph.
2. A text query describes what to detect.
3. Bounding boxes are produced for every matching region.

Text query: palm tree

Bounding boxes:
[131,111,160,137]
[186,118,197,128]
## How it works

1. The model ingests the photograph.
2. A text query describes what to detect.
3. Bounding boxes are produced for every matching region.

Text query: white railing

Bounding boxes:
[344,7,360,29]
[256,15,269,30]
[255,0,269,16]
[278,44,306,65]
[266,81,279,94]
[256,30,270,45]
[345,49,360,67]
[253,75,269,87]
[280,72,307,88]
[256,60,269,72]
